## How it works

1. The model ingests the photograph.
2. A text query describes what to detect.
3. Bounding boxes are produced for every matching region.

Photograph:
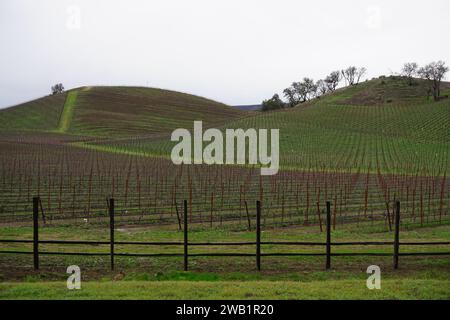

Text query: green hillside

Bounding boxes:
[67,86,244,137]
[322,76,450,106]
[90,77,449,174]
[1,77,448,175]
[0,86,245,137]
[234,99,449,173]
[0,93,67,132]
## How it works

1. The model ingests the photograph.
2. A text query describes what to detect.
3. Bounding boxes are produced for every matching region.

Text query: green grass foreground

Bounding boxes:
[0,279,448,300]
[1,220,448,300]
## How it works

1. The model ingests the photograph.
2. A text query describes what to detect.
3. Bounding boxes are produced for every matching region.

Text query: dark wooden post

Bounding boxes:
[326,201,331,270]
[394,201,400,269]
[33,196,39,270]
[256,200,261,271]
[109,198,115,271]
[183,200,188,271]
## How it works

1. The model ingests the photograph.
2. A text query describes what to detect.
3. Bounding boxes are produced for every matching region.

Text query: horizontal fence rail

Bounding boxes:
[0,197,449,271]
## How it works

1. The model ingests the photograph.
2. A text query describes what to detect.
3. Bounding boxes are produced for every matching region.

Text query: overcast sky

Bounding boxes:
[1,0,449,108]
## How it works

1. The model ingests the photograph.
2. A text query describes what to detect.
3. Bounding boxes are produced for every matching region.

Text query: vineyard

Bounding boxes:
[0,137,447,230]
[0,77,448,232]
[2,0,450,301]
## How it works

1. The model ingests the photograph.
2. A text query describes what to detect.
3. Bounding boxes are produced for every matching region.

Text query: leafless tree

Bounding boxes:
[342,67,366,86]
[316,79,328,96]
[302,77,317,100]
[356,67,367,84]
[341,66,357,85]
[283,86,298,107]
[324,71,341,91]
[292,81,308,103]
[401,62,418,85]
[51,83,65,95]
[418,61,449,101]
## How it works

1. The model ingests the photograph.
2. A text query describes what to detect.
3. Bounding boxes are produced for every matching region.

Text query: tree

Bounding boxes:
[401,62,418,85]
[302,77,317,101]
[342,66,366,86]
[261,94,285,111]
[418,61,449,101]
[356,67,367,84]
[341,66,357,86]
[324,71,341,91]
[316,79,328,96]
[51,83,65,95]
[283,78,318,107]
[283,86,299,107]
[283,81,305,106]
[292,81,308,103]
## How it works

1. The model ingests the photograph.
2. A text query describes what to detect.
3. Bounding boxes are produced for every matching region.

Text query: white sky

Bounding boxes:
[1,0,449,108]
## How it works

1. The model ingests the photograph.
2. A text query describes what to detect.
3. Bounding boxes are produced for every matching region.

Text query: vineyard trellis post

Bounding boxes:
[326,201,331,270]
[183,200,188,271]
[33,196,39,270]
[109,198,115,271]
[256,200,261,271]
[394,201,400,269]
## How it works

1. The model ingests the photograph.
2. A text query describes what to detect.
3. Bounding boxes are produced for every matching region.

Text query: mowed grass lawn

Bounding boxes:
[1,279,449,300]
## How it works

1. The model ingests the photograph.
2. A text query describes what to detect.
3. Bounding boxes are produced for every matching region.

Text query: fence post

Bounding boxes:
[184,200,188,271]
[326,201,331,270]
[33,196,39,270]
[394,201,400,269]
[109,198,115,271]
[256,200,261,271]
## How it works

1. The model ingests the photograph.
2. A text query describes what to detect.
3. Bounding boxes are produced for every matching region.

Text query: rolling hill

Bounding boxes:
[86,76,449,174]
[0,76,448,175]
[0,76,448,231]
[319,76,450,106]
[0,86,245,138]
[0,93,68,132]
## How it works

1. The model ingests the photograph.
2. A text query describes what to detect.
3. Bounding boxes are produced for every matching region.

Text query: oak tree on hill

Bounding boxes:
[283,78,319,107]
[51,83,65,95]
[302,77,318,101]
[324,71,341,91]
[283,86,299,107]
[401,62,418,85]
[342,67,366,86]
[356,67,367,84]
[261,94,286,111]
[316,79,328,96]
[418,61,449,101]
[341,66,357,85]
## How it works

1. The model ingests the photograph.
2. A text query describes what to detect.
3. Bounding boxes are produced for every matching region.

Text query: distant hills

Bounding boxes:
[232,104,261,111]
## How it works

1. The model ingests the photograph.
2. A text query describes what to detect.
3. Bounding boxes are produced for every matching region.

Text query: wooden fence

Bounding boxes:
[0,197,449,271]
